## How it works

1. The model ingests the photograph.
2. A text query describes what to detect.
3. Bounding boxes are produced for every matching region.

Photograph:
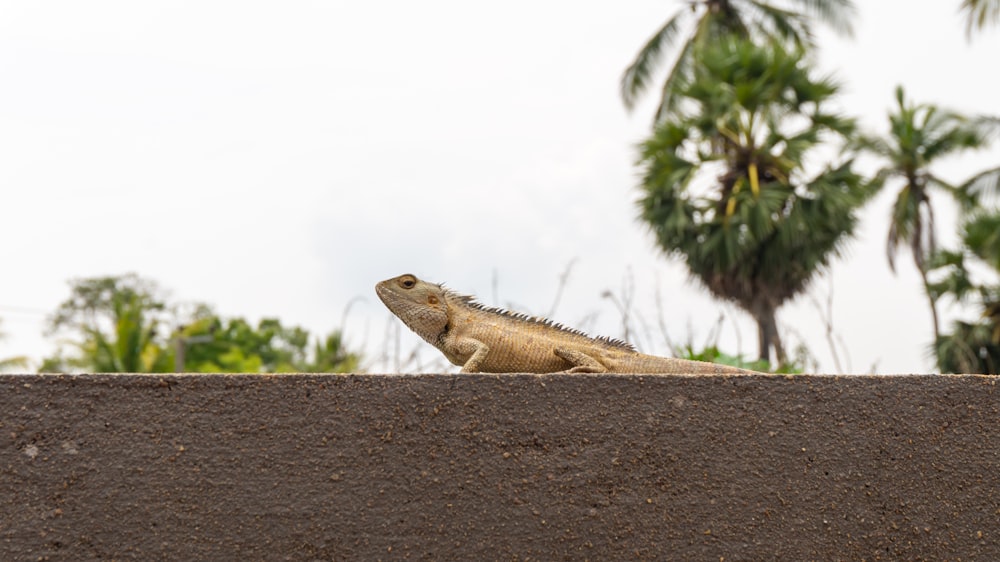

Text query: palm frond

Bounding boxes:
[962,210,1000,269]
[851,133,892,157]
[886,185,921,272]
[652,36,698,123]
[746,1,813,46]
[961,165,1000,207]
[621,12,688,111]
[793,0,857,36]
[960,0,1000,38]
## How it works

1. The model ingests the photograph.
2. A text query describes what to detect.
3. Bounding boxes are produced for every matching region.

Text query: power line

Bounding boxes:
[0,306,47,316]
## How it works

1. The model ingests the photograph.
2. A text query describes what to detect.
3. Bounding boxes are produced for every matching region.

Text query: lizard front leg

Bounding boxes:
[554,348,609,373]
[443,337,491,373]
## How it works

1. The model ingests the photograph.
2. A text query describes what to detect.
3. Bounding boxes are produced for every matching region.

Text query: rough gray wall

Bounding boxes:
[1,373,998,560]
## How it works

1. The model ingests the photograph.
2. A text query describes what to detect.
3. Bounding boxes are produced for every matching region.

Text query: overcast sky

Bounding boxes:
[1,1,998,373]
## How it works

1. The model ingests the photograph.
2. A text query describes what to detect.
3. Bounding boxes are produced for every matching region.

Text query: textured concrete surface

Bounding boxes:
[1,373,998,560]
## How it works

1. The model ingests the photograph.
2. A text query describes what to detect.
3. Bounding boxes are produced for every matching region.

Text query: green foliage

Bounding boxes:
[637,37,869,366]
[963,211,1000,270]
[310,331,361,373]
[41,274,362,373]
[47,274,165,334]
[620,0,856,122]
[177,310,360,373]
[42,274,173,373]
[931,211,1000,374]
[84,292,173,372]
[678,345,805,374]
[935,311,1000,375]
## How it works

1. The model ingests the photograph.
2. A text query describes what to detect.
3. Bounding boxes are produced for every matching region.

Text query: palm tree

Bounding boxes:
[960,0,1000,37]
[637,37,869,365]
[933,211,1000,373]
[856,86,997,347]
[621,0,856,123]
[81,292,171,372]
[306,331,361,373]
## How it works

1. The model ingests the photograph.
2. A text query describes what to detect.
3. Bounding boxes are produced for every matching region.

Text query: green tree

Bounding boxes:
[308,330,361,373]
[637,37,869,365]
[856,86,997,349]
[41,274,363,374]
[41,274,172,373]
[931,212,1000,373]
[174,307,359,373]
[961,0,1000,37]
[620,0,855,123]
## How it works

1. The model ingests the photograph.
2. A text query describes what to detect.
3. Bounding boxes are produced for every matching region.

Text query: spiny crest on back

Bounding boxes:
[437,282,636,352]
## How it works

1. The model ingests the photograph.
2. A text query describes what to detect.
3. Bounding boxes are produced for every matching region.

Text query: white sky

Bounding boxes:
[1,1,998,373]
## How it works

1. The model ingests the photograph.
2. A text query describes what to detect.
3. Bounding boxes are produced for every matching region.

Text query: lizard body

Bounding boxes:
[376,273,761,375]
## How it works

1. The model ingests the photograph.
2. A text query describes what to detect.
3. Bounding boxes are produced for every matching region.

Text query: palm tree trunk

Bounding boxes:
[917,202,942,348]
[916,260,942,349]
[911,235,942,349]
[756,318,768,362]
[772,317,787,366]
[753,305,786,366]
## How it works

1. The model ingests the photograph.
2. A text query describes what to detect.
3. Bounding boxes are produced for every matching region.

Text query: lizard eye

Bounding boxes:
[399,275,416,289]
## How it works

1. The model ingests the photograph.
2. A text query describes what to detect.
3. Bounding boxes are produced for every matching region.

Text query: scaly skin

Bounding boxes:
[376,273,761,375]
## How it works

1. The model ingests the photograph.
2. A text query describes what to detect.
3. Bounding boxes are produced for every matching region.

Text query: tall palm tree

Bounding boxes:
[856,86,997,346]
[621,0,856,123]
[637,37,869,365]
[960,0,1000,37]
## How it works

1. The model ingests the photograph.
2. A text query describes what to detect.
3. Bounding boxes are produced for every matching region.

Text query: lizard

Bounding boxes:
[376,273,762,374]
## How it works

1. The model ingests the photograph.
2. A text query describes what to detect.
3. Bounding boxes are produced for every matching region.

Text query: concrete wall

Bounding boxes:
[2,373,998,560]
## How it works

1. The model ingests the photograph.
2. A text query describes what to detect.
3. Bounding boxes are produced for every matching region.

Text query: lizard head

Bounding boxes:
[375,274,450,345]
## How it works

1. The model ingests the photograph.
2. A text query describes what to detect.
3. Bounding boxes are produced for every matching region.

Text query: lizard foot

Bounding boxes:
[553,348,609,373]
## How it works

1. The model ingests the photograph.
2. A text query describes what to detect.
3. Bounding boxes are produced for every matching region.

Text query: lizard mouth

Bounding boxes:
[375,282,408,317]
[374,282,392,304]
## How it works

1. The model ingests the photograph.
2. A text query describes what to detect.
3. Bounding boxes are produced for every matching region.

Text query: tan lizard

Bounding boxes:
[376,273,761,374]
